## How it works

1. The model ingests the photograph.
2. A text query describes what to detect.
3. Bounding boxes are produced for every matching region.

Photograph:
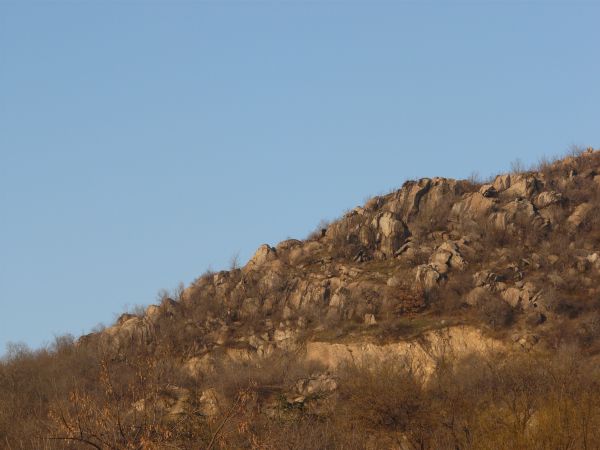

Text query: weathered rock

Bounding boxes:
[145,305,161,322]
[371,211,410,257]
[305,326,507,381]
[385,178,432,220]
[287,241,322,265]
[415,265,441,291]
[451,192,496,220]
[430,241,467,273]
[364,196,384,211]
[501,287,523,308]
[276,239,302,253]
[198,388,221,417]
[491,198,543,231]
[241,297,261,317]
[513,333,539,350]
[473,270,503,290]
[287,279,328,310]
[244,244,278,271]
[493,174,512,192]
[479,184,497,197]
[502,175,540,198]
[116,313,137,325]
[535,191,562,209]
[414,177,465,219]
[568,203,593,228]
[587,252,600,269]
[430,249,452,274]
[295,374,338,397]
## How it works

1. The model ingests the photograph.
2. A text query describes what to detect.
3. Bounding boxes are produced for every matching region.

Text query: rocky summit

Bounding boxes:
[4,148,600,449]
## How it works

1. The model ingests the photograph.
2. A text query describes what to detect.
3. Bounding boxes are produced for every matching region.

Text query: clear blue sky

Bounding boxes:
[1,1,599,353]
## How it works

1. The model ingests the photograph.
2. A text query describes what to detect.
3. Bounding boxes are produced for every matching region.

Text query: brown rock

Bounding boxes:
[568,203,593,228]
[535,191,562,209]
[415,265,441,291]
[244,244,278,271]
[451,192,496,219]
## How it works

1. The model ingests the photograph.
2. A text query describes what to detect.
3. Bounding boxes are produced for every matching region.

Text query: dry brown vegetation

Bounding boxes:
[4,148,600,449]
[4,339,600,449]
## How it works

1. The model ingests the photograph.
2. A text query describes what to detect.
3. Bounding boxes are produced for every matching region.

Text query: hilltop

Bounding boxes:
[3,147,600,449]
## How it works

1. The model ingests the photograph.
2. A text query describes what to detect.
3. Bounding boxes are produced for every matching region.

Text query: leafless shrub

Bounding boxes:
[478,294,514,330]
[307,219,331,241]
[229,252,241,270]
[510,157,527,174]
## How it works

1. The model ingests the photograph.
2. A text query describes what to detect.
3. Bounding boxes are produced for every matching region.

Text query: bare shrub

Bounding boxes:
[510,157,527,174]
[338,357,431,448]
[478,295,514,330]
[307,218,331,241]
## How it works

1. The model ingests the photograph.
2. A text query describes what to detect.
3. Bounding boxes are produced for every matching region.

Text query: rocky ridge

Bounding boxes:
[84,147,600,415]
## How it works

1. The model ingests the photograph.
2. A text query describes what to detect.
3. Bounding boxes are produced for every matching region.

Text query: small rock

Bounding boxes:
[479,184,497,197]
[364,313,377,325]
[415,265,441,292]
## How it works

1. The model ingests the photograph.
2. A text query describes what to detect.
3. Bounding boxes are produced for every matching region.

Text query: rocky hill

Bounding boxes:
[3,148,600,449]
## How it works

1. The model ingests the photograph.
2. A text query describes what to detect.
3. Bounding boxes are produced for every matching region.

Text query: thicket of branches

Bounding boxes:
[2,337,600,450]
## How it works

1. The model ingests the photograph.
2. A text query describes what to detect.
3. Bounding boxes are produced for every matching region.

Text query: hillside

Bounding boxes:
[3,148,600,449]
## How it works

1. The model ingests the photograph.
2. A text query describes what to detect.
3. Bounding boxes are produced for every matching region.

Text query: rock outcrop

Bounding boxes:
[86,149,600,386]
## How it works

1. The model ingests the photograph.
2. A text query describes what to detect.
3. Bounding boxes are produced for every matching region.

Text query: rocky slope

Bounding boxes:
[5,148,600,450]
[90,148,600,363]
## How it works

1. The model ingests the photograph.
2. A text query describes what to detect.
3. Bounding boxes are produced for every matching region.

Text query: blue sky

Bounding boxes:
[1,1,599,352]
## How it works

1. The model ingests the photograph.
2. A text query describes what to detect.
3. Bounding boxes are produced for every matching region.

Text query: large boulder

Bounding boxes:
[535,191,562,209]
[491,198,544,231]
[371,211,410,257]
[451,192,496,220]
[429,241,466,274]
[385,178,432,220]
[492,173,541,199]
[502,174,541,199]
[244,244,278,272]
[384,177,464,221]
[493,174,513,192]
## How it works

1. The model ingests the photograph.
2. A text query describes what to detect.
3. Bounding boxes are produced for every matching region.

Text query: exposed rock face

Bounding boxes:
[479,184,497,197]
[244,244,278,272]
[371,211,410,257]
[385,178,465,223]
[502,174,541,198]
[451,192,496,220]
[100,316,154,350]
[492,198,545,231]
[385,178,432,220]
[568,203,593,228]
[493,174,513,192]
[415,264,441,291]
[535,191,562,209]
[305,326,508,381]
[429,241,466,274]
